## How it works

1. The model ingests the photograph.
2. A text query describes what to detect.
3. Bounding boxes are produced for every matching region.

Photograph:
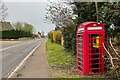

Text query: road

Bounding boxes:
[0,39,42,78]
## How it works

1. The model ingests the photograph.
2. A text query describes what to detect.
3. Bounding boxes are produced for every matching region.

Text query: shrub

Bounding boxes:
[63,24,76,54]
[1,30,33,39]
[51,31,62,44]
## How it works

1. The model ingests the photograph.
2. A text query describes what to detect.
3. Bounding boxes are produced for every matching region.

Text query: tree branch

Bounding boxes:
[102,43,114,68]
[109,38,120,57]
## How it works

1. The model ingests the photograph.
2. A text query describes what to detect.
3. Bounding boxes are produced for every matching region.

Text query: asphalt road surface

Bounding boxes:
[0,39,42,78]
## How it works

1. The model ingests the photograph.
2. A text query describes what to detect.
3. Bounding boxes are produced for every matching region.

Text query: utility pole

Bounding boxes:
[95,1,98,22]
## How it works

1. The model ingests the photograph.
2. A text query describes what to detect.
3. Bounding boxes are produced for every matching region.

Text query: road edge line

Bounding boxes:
[7,40,42,78]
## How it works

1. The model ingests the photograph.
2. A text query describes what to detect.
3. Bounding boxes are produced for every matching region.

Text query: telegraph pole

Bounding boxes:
[95,1,98,22]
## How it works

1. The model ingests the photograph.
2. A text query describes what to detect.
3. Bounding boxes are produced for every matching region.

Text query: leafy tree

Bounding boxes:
[13,22,23,30]
[72,2,120,38]
[23,22,34,34]
[13,22,34,34]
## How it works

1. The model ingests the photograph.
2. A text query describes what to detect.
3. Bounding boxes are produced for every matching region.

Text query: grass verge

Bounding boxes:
[46,39,80,78]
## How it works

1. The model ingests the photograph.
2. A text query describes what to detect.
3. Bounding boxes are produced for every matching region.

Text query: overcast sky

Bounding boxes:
[3,0,56,35]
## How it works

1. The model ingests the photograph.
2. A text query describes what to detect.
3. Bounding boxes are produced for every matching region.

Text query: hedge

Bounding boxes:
[0,30,33,39]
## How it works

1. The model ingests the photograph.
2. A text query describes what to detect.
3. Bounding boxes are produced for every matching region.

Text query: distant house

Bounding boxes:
[35,31,41,38]
[0,21,13,31]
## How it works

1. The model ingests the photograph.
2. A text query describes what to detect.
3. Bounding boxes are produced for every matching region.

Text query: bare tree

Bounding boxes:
[45,0,74,28]
[0,0,8,22]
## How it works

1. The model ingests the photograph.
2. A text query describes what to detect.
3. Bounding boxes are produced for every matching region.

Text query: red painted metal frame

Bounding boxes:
[76,22,105,75]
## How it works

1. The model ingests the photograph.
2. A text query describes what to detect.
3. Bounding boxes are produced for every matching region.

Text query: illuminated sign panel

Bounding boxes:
[87,26,102,30]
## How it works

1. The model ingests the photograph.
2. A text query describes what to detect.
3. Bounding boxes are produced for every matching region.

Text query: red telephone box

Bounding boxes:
[76,22,105,75]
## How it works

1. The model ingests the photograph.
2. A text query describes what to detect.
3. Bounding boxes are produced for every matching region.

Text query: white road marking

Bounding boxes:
[0,39,40,52]
[6,39,43,78]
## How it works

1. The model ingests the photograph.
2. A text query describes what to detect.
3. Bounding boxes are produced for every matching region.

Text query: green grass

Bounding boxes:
[46,39,75,67]
[46,39,80,78]
[46,39,106,79]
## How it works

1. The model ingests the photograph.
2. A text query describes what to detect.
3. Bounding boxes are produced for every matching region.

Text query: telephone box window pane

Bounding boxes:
[79,40,82,43]
[92,49,99,53]
[92,69,99,73]
[78,36,82,42]
[79,44,82,48]
[92,64,99,68]
[92,55,99,58]
[78,57,82,62]
[78,62,82,66]
[92,59,99,64]
[78,66,82,71]
[80,54,82,58]
[79,58,82,62]
[80,49,82,52]
[91,34,101,49]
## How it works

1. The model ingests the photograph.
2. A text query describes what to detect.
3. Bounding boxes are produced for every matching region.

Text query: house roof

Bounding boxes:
[0,21,13,31]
